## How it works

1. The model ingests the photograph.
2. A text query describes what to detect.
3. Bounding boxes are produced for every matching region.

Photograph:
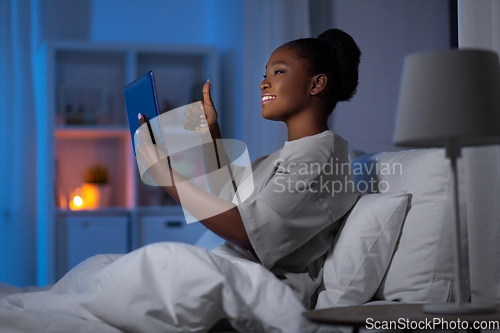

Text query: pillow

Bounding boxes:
[315,191,409,308]
[353,149,467,303]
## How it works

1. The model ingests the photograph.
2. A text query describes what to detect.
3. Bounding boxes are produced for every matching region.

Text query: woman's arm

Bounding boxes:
[184,81,236,196]
[138,114,253,253]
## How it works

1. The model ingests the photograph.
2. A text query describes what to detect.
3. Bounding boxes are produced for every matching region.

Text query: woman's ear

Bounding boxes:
[310,74,328,96]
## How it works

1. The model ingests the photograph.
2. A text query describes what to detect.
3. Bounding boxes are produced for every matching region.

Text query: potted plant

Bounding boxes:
[82,164,111,208]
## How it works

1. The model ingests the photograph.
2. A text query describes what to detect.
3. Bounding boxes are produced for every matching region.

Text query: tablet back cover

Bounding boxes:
[124,71,163,155]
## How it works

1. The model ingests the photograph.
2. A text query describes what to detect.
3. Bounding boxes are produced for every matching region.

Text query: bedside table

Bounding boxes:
[304,303,500,332]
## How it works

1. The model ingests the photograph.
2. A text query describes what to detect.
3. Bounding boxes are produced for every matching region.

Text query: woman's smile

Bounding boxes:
[261,94,276,106]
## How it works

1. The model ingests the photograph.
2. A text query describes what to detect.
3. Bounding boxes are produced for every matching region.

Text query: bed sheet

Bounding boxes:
[0,243,338,333]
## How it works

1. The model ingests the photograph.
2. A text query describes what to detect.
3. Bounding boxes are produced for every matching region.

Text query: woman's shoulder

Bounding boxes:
[248,131,350,172]
[280,130,348,163]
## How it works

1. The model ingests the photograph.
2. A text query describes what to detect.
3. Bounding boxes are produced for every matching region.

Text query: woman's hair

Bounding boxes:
[284,29,361,114]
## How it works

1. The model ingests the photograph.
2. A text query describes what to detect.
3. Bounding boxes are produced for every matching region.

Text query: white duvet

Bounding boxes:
[0,243,338,333]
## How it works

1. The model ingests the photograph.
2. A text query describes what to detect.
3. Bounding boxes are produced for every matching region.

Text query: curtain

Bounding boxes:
[0,0,38,287]
[239,0,310,160]
[458,0,500,303]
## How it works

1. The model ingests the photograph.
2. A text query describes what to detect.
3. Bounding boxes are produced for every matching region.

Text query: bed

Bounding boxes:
[0,148,467,332]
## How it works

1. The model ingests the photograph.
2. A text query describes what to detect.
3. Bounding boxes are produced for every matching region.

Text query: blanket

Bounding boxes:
[0,243,337,333]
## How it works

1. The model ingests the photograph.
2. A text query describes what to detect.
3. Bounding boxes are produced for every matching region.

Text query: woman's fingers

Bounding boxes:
[137,113,153,145]
[184,115,207,127]
[184,109,206,124]
[183,101,209,133]
[138,113,146,126]
[188,101,204,116]
[185,111,203,122]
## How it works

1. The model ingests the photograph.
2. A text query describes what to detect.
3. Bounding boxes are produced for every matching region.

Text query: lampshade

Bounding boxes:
[394,49,500,148]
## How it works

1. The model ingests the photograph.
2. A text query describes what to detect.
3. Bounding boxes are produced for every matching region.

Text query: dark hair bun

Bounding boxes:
[318,29,361,102]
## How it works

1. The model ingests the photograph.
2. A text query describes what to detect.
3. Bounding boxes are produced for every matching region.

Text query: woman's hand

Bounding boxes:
[136,113,161,162]
[184,80,218,134]
[136,113,171,186]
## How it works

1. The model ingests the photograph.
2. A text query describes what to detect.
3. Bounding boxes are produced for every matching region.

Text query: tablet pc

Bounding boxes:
[123,71,164,155]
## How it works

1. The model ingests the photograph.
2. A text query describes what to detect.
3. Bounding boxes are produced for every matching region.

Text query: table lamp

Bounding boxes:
[394,49,500,314]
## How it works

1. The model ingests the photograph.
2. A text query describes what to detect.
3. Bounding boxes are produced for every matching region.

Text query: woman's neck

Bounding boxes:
[285,109,329,141]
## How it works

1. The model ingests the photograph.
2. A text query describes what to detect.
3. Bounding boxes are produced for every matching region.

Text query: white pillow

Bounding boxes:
[354,149,467,303]
[316,191,409,308]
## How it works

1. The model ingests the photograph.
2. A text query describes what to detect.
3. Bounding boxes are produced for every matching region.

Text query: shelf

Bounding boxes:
[55,134,131,209]
[55,205,187,217]
[55,126,130,139]
[55,49,127,126]
[35,41,220,284]
[56,207,132,216]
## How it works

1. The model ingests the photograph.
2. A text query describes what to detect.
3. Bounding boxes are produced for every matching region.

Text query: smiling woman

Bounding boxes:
[136,28,363,311]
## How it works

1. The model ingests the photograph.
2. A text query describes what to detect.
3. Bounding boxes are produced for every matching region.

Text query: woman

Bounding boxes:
[137,28,361,309]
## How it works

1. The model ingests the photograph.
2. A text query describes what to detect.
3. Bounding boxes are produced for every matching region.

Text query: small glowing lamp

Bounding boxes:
[73,195,83,207]
[69,187,85,210]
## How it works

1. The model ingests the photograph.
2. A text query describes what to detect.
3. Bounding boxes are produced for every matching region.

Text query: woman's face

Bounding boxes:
[260,46,312,121]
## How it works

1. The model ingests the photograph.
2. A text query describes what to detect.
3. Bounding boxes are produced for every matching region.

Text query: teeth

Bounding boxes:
[262,95,275,101]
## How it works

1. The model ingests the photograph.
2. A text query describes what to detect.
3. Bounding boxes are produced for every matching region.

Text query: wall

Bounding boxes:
[40,0,91,41]
[90,0,208,44]
[328,0,451,153]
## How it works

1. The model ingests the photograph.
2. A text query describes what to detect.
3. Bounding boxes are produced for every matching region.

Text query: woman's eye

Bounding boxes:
[263,70,284,79]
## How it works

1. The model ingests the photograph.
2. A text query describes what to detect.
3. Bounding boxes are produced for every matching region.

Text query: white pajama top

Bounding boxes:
[219,130,359,308]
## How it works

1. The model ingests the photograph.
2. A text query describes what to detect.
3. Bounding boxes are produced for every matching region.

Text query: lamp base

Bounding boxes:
[423,303,496,315]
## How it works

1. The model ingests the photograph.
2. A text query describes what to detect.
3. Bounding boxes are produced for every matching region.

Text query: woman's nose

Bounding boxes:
[260,78,270,91]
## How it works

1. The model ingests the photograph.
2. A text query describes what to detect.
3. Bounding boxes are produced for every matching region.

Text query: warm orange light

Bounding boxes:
[82,184,98,209]
[68,184,110,210]
[69,187,85,210]
[73,195,83,207]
